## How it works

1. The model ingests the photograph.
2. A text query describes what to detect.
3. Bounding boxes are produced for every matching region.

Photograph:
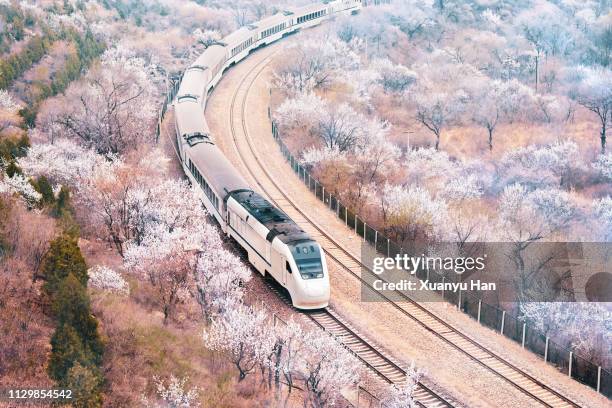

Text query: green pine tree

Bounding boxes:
[66,362,103,408]
[48,323,92,382]
[52,274,104,364]
[41,234,88,297]
[32,176,55,206]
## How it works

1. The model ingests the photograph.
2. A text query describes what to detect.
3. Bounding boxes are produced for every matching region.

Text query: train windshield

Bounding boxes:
[289,241,324,280]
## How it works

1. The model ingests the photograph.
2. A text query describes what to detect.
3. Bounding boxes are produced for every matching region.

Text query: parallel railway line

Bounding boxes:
[223,47,584,408]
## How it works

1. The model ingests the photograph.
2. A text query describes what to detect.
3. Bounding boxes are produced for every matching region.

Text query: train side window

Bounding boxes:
[286,261,292,274]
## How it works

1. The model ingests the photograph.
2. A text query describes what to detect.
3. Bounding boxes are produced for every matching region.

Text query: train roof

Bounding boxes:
[255,12,291,29]
[292,2,329,15]
[175,98,207,135]
[193,44,226,68]
[188,142,251,199]
[178,66,208,98]
[223,27,256,48]
[231,190,310,244]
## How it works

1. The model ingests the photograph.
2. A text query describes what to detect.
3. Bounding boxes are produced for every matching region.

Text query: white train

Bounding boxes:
[174,0,363,309]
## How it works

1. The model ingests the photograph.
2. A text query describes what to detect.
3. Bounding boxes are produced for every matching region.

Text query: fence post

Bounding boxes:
[387,238,390,257]
[322,186,325,203]
[521,323,526,348]
[568,351,573,377]
[345,207,348,226]
[477,299,481,322]
[363,223,366,241]
[374,230,378,247]
[544,337,549,362]
[457,289,461,310]
[354,216,357,233]
[500,310,506,335]
[597,366,601,393]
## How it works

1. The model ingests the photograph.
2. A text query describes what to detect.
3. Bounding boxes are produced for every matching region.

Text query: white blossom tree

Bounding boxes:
[498,184,576,244]
[275,93,326,133]
[381,363,422,408]
[298,330,362,408]
[0,89,20,113]
[499,141,581,189]
[593,196,612,242]
[592,153,612,181]
[195,243,252,322]
[269,319,306,404]
[315,103,383,152]
[50,47,159,154]
[572,67,612,153]
[379,183,450,244]
[17,138,121,189]
[370,58,417,94]
[124,227,198,323]
[516,3,574,91]
[276,94,387,154]
[142,375,200,408]
[471,78,534,150]
[498,184,578,303]
[0,173,42,207]
[273,38,359,95]
[203,304,273,382]
[87,265,129,295]
[520,302,612,367]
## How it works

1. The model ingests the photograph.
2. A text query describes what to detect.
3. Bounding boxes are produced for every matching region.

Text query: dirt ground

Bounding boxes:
[202,34,610,408]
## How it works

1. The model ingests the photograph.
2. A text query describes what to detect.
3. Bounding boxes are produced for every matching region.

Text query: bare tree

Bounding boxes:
[316,104,368,152]
[414,89,464,151]
[232,8,249,28]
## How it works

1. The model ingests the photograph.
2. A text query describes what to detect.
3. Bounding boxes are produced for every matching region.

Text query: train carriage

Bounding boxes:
[174,0,363,310]
[224,27,259,66]
[193,45,227,92]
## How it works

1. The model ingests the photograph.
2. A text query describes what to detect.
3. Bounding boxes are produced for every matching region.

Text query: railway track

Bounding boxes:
[222,46,585,408]
[263,278,455,408]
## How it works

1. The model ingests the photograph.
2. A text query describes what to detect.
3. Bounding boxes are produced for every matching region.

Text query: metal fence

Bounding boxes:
[155,76,182,143]
[269,119,611,399]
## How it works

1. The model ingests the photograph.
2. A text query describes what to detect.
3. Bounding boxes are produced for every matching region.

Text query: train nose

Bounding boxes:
[303,280,330,298]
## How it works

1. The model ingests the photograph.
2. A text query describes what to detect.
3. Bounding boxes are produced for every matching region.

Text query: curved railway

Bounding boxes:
[222,45,585,408]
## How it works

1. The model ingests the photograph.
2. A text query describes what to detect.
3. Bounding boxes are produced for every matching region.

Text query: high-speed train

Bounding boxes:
[174,0,363,309]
